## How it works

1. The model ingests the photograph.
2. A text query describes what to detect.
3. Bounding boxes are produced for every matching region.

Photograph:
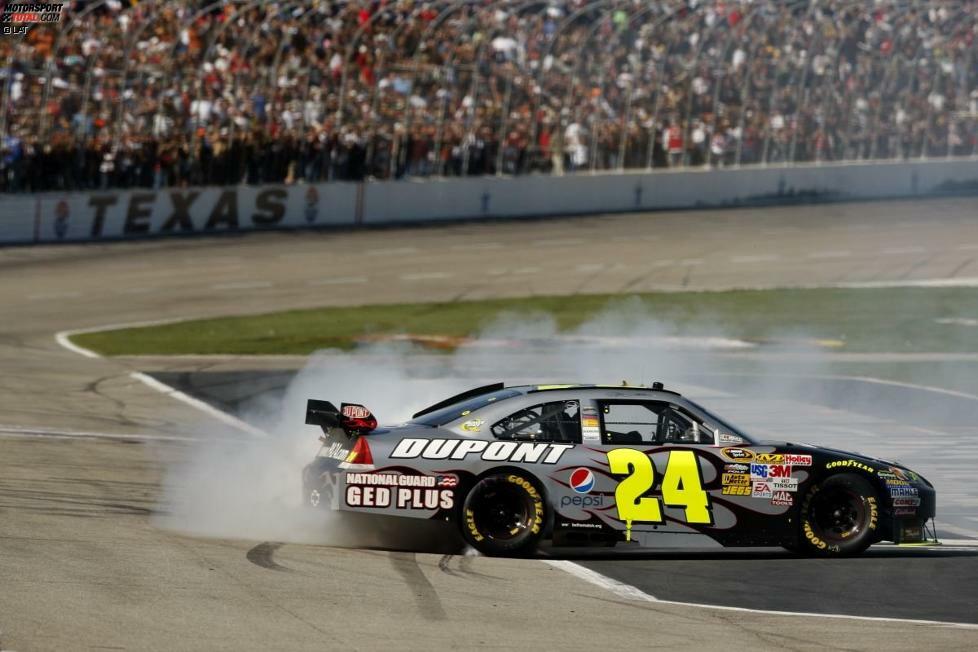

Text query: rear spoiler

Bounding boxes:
[305,399,378,435]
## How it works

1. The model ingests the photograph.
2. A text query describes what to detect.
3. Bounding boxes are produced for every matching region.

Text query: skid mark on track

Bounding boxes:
[389,552,447,621]
[246,542,293,572]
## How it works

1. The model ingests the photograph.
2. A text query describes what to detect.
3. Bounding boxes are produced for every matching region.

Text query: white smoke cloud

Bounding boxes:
[152,302,750,548]
[155,298,977,546]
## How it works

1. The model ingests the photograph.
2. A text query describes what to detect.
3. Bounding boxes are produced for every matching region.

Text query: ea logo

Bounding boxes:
[570,468,594,494]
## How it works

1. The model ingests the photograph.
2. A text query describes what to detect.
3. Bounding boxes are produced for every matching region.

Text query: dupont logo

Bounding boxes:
[342,404,371,419]
[570,468,595,494]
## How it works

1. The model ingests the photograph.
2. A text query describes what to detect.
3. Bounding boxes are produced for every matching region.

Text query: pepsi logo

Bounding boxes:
[570,468,595,494]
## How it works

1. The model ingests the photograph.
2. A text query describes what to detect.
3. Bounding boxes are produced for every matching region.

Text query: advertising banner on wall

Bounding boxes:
[31,182,358,243]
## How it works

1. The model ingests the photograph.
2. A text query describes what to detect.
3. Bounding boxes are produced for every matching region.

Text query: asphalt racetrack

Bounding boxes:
[3,197,978,650]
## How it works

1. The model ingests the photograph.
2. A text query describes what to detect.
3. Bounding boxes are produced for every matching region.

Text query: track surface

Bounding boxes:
[3,197,978,650]
[154,366,978,624]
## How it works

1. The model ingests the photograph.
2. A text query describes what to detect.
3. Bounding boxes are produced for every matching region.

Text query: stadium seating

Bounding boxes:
[1,0,976,192]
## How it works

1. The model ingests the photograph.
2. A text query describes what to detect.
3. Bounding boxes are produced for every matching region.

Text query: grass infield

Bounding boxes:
[70,287,978,356]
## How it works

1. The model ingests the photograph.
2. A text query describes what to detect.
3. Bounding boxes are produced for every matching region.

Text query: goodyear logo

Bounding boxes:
[826,459,874,473]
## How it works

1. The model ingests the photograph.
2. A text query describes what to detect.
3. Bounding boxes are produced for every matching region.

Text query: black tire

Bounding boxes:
[460,472,547,556]
[798,473,879,556]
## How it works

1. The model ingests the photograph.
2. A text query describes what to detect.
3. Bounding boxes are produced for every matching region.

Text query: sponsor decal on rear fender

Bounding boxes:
[344,472,454,510]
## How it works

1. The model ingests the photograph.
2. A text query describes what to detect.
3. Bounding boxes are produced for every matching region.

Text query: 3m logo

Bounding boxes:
[768,464,792,478]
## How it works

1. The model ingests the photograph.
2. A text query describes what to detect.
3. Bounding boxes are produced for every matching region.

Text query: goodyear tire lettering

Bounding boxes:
[506,474,544,535]
[465,508,484,542]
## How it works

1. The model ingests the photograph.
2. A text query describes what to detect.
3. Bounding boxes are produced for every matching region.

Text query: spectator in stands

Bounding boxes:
[0,0,975,192]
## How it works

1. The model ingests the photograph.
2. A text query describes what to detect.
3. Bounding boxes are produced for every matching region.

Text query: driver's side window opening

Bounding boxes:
[491,401,581,443]
[598,401,714,445]
[600,402,662,444]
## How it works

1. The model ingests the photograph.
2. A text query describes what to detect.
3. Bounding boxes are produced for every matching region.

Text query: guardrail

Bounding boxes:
[2,158,977,245]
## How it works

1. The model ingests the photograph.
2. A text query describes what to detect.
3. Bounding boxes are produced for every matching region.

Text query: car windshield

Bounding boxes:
[685,399,754,443]
[410,388,522,427]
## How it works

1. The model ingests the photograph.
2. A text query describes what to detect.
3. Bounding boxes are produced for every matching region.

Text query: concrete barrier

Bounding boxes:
[1,158,976,244]
[360,158,978,224]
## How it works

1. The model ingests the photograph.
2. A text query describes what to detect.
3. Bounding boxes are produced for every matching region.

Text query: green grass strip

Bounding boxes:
[70,287,978,356]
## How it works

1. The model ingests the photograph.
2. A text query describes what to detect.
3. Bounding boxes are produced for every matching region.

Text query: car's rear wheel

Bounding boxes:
[461,472,547,556]
[798,473,879,556]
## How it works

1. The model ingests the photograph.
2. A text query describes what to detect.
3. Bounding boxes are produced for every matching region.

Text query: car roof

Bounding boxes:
[411,382,682,419]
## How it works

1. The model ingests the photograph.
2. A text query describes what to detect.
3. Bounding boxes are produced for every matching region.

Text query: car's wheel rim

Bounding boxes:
[472,483,532,541]
[810,488,866,543]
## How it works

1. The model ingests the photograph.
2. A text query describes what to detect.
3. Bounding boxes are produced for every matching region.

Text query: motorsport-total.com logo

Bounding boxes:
[1,3,64,36]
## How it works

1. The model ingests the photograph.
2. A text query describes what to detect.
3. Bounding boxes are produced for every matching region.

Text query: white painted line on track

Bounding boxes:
[449,242,501,251]
[307,276,368,286]
[114,286,156,295]
[54,322,268,439]
[211,281,274,291]
[129,372,267,438]
[881,246,928,255]
[28,291,82,301]
[575,264,605,273]
[730,255,781,264]
[365,246,418,256]
[956,244,978,251]
[838,277,978,289]
[543,560,656,602]
[54,329,101,358]
[400,272,452,281]
[533,238,585,247]
[807,250,852,259]
[680,258,704,266]
[0,424,198,442]
[544,560,978,629]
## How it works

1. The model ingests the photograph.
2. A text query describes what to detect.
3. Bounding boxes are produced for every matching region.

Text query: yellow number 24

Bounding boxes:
[607,449,712,541]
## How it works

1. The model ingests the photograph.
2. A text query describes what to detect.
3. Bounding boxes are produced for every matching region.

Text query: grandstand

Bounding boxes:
[1,0,976,192]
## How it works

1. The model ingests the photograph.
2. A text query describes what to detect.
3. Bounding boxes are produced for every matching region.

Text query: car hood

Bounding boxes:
[757,440,903,469]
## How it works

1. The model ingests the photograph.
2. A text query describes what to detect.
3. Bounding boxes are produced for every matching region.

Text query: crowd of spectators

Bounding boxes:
[2,0,977,193]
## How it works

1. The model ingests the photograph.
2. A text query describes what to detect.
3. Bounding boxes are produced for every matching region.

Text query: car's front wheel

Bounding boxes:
[460,472,547,556]
[797,473,879,556]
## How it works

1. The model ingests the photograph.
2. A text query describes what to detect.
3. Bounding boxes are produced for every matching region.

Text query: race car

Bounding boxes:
[302,382,936,556]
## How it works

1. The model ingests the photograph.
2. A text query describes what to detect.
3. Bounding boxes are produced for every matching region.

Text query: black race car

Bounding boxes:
[303,383,937,556]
